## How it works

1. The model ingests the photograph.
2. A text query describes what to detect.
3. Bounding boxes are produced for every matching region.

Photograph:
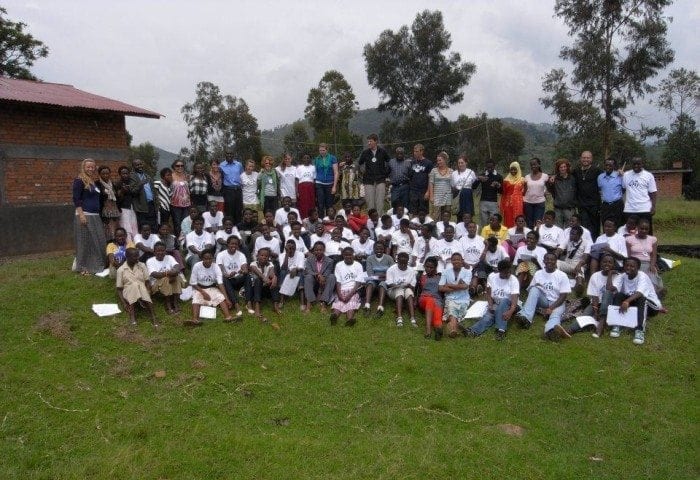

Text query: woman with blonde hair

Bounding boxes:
[72,158,107,275]
[427,151,453,219]
[500,161,525,228]
[258,155,280,214]
[241,159,260,219]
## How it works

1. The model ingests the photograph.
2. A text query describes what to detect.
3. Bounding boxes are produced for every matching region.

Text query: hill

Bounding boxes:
[155,146,179,170]
[260,108,558,158]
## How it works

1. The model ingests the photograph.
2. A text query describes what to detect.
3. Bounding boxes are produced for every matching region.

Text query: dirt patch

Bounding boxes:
[191,359,208,369]
[497,423,525,436]
[109,356,133,378]
[113,326,153,348]
[35,312,78,346]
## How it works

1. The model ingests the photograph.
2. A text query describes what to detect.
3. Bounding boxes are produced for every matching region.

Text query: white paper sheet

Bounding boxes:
[92,303,121,317]
[279,275,301,296]
[606,306,639,328]
[199,305,217,319]
[464,300,488,319]
[575,315,599,329]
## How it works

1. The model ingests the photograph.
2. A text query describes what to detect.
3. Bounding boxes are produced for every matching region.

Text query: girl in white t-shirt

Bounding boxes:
[330,247,364,326]
[187,250,233,325]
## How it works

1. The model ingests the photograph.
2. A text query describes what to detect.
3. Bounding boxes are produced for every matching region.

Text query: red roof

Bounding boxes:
[0,77,161,118]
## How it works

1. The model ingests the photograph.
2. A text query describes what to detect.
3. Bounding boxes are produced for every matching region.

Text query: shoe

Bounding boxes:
[374,306,385,318]
[396,316,404,327]
[463,328,477,338]
[236,310,243,318]
[410,318,418,327]
[515,313,531,329]
[553,324,571,339]
[329,313,338,326]
[495,329,506,341]
[363,305,371,316]
[434,328,443,341]
[344,317,356,327]
[633,329,645,345]
[609,326,621,338]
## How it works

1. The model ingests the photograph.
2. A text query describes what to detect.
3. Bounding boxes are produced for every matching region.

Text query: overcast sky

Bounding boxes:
[5,0,699,153]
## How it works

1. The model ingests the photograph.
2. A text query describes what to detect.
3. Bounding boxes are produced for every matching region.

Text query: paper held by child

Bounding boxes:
[199,305,217,319]
[279,275,301,297]
[606,306,639,328]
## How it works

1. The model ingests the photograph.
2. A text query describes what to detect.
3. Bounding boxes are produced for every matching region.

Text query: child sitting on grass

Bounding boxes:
[187,250,234,326]
[383,252,417,327]
[146,242,184,315]
[330,247,364,327]
[438,252,472,338]
[249,247,282,322]
[416,257,444,340]
[116,247,158,327]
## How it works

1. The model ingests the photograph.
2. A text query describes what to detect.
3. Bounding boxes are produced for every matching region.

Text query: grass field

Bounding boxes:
[1,257,698,478]
[1,198,698,479]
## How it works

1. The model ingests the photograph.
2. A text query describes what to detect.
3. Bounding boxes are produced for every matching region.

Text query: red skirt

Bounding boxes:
[298,182,316,219]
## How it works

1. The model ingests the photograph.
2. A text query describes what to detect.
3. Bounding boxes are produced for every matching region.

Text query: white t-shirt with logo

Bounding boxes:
[146,254,179,284]
[276,166,298,199]
[460,235,485,265]
[484,245,509,268]
[295,165,316,184]
[274,207,301,228]
[254,236,281,256]
[216,250,247,276]
[185,231,214,260]
[538,224,564,249]
[334,261,364,288]
[240,171,259,205]
[385,264,417,287]
[528,268,571,303]
[623,169,657,213]
[391,230,414,255]
[351,238,375,257]
[587,271,612,300]
[189,261,223,286]
[487,273,520,301]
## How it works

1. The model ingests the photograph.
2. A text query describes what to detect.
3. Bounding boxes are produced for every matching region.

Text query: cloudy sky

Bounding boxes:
[5,0,699,153]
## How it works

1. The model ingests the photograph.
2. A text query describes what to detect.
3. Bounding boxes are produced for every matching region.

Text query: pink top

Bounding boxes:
[626,234,656,262]
[171,179,191,208]
[523,173,549,203]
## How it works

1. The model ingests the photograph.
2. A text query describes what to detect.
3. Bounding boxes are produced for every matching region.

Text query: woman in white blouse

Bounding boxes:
[451,155,478,220]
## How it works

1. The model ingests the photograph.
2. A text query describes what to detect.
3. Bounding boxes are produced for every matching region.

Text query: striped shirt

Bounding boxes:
[430,168,453,207]
[153,180,171,211]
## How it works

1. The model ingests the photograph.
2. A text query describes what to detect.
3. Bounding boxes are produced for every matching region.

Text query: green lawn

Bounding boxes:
[0,252,697,479]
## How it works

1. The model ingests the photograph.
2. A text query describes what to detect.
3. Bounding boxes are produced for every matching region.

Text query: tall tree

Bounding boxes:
[541,0,674,157]
[655,68,700,176]
[451,114,525,168]
[0,7,49,79]
[363,9,476,119]
[304,70,358,135]
[283,121,312,161]
[181,81,262,163]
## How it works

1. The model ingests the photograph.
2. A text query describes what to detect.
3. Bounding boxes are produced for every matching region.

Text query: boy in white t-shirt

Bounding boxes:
[185,217,214,269]
[536,210,563,253]
[515,252,572,340]
[147,242,184,315]
[464,259,519,340]
[202,201,224,233]
[216,236,250,318]
[391,219,415,259]
[383,252,417,327]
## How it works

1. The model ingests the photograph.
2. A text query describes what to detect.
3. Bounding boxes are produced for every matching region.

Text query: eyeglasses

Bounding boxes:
[174,164,184,168]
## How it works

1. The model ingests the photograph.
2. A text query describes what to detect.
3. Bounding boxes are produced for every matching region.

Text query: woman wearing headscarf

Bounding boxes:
[500,162,525,228]
[72,158,107,275]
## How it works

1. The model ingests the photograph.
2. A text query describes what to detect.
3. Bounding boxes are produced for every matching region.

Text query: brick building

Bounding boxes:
[650,168,693,199]
[0,78,160,256]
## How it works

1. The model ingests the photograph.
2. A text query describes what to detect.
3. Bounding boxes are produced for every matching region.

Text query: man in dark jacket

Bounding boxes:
[128,158,157,231]
[572,150,603,238]
[358,133,391,215]
[303,241,337,312]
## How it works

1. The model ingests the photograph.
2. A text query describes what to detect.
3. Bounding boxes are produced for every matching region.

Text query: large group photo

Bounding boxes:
[1,1,698,479]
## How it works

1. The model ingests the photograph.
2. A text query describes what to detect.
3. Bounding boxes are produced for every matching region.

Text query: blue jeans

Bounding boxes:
[315,183,334,215]
[470,298,513,334]
[524,202,545,229]
[520,286,566,333]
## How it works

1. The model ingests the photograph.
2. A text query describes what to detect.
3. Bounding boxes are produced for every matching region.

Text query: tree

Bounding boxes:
[304,70,358,135]
[181,81,262,163]
[283,121,312,160]
[655,67,700,119]
[450,114,525,169]
[0,6,49,79]
[363,10,476,119]
[541,0,674,157]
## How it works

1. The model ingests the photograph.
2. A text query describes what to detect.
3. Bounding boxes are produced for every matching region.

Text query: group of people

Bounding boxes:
[71,137,666,344]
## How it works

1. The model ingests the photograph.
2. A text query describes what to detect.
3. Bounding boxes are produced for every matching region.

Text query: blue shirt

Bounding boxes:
[136,172,154,202]
[438,266,472,302]
[597,171,624,203]
[314,154,337,184]
[220,159,244,186]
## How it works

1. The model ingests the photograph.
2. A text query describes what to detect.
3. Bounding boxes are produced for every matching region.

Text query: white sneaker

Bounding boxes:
[610,326,621,338]
[236,310,243,318]
[633,329,645,345]
[396,317,404,327]
[410,318,418,327]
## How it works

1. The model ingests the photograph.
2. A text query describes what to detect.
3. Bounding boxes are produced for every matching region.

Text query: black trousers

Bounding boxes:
[223,186,243,225]
[223,274,252,306]
[600,199,624,229]
[136,201,158,231]
[578,204,601,239]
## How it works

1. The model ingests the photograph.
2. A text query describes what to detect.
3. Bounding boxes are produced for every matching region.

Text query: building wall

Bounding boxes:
[652,171,684,199]
[0,102,129,256]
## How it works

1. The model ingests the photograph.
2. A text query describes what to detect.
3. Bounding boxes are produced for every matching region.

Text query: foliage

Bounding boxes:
[128,142,159,178]
[451,114,525,169]
[663,114,700,178]
[0,6,49,80]
[0,241,697,479]
[363,9,476,119]
[282,121,312,161]
[655,67,700,118]
[304,70,358,136]
[181,81,262,164]
[552,126,644,167]
[541,0,674,157]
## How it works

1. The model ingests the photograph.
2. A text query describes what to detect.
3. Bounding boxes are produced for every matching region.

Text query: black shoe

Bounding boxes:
[329,313,338,326]
[374,307,385,318]
[515,313,531,329]
[464,328,477,338]
[495,329,506,341]
[344,317,356,327]
[434,327,443,341]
